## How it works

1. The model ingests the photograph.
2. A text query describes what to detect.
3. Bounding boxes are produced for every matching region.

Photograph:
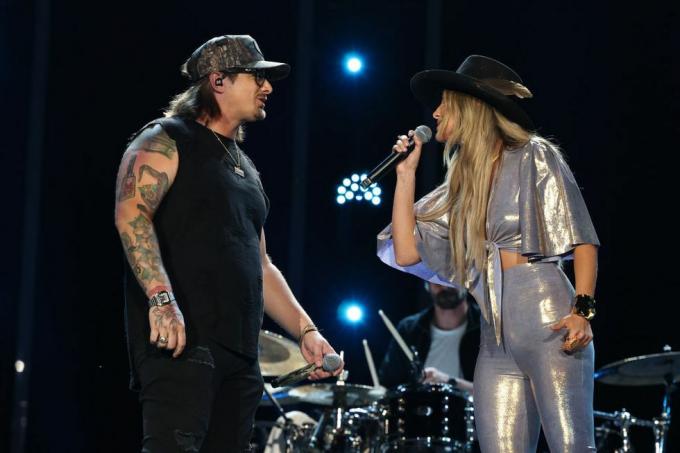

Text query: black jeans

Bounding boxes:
[135,341,264,452]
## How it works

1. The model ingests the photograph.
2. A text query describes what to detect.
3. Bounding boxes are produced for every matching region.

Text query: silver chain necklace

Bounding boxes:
[211,129,245,178]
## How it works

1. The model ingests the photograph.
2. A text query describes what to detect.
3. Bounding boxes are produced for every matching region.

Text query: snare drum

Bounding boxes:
[381,383,475,452]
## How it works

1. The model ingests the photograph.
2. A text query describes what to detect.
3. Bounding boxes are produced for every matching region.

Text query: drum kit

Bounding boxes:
[256,330,476,452]
[256,329,680,452]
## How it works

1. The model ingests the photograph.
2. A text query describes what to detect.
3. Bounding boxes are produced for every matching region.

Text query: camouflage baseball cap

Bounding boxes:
[182,35,290,82]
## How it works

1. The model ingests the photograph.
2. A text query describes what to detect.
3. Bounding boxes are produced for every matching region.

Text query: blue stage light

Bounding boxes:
[339,300,365,324]
[344,54,363,74]
[335,173,383,207]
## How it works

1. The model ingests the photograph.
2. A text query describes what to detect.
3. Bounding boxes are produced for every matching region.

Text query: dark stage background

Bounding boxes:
[1,0,679,451]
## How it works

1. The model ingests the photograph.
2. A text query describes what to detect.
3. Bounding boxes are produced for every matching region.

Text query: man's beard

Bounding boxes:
[434,289,465,310]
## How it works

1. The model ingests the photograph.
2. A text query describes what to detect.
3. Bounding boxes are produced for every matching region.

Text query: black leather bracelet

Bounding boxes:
[447,377,458,388]
[573,294,596,321]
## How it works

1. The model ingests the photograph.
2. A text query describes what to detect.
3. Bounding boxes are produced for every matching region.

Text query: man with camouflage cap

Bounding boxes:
[114,35,342,452]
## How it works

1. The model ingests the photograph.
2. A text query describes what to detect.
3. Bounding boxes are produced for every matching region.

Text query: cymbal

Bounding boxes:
[595,351,680,386]
[289,383,386,407]
[259,330,308,377]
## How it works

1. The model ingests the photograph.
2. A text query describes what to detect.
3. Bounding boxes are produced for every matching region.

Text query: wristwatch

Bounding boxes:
[148,290,175,309]
[573,294,596,321]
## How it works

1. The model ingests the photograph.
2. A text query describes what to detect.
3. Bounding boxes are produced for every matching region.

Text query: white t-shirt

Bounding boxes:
[424,321,467,379]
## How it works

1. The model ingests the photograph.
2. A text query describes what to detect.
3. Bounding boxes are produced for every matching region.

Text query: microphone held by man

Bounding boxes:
[271,353,344,388]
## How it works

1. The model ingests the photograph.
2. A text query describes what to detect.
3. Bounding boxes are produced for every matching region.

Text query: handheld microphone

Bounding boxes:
[360,125,432,190]
[271,353,343,388]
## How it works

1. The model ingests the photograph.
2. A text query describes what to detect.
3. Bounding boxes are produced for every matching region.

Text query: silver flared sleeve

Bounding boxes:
[376,184,463,289]
[519,140,600,260]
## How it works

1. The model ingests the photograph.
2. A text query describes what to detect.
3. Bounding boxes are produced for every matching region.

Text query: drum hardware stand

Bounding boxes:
[333,377,348,432]
[594,409,636,452]
[307,369,351,451]
[594,408,662,453]
[653,374,675,453]
[262,384,296,453]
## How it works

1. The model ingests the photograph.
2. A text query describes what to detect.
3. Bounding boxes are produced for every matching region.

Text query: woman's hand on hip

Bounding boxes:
[550,313,593,354]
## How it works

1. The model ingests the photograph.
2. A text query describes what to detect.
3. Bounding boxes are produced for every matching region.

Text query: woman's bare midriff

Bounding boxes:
[500,249,529,271]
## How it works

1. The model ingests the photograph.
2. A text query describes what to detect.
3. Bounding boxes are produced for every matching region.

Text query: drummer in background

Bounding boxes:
[378,283,479,392]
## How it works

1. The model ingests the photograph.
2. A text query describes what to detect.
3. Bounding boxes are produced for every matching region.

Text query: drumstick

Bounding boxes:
[378,309,414,362]
[362,339,380,388]
[337,350,348,382]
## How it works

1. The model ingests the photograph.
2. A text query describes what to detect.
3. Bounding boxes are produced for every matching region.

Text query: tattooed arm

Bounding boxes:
[114,124,186,357]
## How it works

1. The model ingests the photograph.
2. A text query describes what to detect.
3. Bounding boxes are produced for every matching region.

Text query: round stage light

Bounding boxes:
[338,300,365,324]
[345,55,363,74]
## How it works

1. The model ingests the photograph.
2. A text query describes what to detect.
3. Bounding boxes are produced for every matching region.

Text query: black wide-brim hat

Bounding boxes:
[410,55,535,131]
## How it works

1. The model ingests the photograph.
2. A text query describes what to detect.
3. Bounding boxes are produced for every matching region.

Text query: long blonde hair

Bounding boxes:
[418,90,532,283]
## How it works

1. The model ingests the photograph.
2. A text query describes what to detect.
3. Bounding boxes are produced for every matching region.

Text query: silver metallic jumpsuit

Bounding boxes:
[377,138,600,452]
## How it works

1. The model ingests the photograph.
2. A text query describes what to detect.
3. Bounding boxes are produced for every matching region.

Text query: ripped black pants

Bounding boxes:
[135,342,263,453]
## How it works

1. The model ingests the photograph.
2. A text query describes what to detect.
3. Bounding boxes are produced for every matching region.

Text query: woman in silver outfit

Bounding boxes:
[377,55,600,452]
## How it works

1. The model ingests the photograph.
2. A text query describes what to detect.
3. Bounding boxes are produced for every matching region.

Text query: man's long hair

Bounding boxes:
[163,76,245,142]
[418,90,559,283]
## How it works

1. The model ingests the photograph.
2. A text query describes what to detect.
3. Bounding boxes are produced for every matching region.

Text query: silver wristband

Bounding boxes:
[148,290,175,309]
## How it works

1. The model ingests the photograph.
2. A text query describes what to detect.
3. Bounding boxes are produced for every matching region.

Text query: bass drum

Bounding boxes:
[381,383,476,452]
[263,410,317,453]
[306,406,384,453]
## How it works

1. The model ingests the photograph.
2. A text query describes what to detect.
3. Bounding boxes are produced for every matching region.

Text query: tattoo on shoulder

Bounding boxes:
[138,164,170,212]
[117,154,137,201]
[139,128,177,159]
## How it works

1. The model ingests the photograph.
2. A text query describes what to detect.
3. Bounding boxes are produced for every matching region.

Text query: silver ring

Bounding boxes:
[158,336,168,344]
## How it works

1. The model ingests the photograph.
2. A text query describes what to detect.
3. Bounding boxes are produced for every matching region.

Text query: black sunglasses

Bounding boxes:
[220,68,268,87]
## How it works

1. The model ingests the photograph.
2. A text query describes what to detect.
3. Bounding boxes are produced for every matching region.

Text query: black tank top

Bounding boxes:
[124,116,269,363]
